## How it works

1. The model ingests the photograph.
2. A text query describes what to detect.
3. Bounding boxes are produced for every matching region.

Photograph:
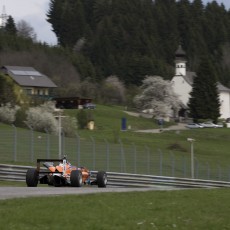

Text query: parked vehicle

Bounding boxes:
[26,157,107,187]
[216,123,224,128]
[199,122,218,128]
[83,103,96,109]
[185,123,204,129]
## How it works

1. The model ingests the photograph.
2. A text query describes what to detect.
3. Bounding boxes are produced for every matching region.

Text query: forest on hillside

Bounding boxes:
[47,0,230,85]
[1,0,230,105]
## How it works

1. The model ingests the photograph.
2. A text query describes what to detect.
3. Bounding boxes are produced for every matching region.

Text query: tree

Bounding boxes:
[17,20,37,42]
[133,76,180,118]
[0,103,20,124]
[188,57,220,123]
[101,76,126,104]
[0,74,24,105]
[76,109,88,129]
[4,16,17,35]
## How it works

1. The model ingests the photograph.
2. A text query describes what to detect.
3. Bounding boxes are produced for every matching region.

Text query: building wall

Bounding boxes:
[171,75,192,106]
[219,91,230,119]
[23,87,49,96]
[172,76,230,119]
[175,61,186,76]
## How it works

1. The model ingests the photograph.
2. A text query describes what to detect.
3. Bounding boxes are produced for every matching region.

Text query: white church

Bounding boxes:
[171,45,230,120]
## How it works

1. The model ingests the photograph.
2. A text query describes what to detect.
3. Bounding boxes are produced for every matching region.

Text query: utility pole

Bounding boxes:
[0,5,8,28]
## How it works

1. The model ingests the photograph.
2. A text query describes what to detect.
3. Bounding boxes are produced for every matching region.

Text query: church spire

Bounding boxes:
[175,45,187,76]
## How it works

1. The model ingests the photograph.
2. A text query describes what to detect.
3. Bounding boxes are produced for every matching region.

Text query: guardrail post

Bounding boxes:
[12,124,17,162]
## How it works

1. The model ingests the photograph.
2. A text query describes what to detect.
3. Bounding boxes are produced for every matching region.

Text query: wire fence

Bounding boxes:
[0,124,229,182]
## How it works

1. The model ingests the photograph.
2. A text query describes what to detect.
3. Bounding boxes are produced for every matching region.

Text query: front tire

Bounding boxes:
[70,170,82,187]
[97,171,107,188]
[26,168,39,187]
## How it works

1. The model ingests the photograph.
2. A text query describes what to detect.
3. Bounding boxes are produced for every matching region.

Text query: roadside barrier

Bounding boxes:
[1,164,230,188]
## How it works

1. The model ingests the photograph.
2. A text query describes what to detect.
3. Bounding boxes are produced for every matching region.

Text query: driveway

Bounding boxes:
[135,123,187,133]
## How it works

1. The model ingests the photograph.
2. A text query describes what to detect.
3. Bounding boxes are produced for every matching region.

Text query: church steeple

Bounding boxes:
[175,45,187,76]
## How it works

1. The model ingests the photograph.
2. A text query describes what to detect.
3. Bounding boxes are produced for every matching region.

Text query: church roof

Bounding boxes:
[217,82,230,92]
[184,71,196,85]
[175,45,186,56]
[175,45,186,60]
[179,71,230,92]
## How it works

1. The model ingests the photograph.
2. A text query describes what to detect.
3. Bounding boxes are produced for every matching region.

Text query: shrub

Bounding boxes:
[76,109,88,129]
[61,116,77,137]
[25,106,58,134]
[0,103,20,124]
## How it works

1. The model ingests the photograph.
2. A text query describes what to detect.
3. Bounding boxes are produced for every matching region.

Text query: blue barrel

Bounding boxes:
[121,117,127,131]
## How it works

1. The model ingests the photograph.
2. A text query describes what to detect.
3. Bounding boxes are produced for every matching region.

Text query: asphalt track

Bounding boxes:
[0,186,179,200]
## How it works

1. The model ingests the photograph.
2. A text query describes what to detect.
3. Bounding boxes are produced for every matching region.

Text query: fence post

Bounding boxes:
[90,136,96,170]
[206,162,210,180]
[12,124,17,162]
[45,129,50,159]
[145,146,150,175]
[218,165,222,181]
[132,143,137,174]
[27,124,34,163]
[76,133,81,166]
[195,159,199,179]
[170,152,175,177]
[104,139,109,172]
[158,149,163,176]
[62,132,65,157]
[119,139,126,173]
[183,155,187,178]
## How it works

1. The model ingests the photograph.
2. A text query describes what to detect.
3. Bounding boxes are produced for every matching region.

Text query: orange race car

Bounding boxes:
[26,157,107,188]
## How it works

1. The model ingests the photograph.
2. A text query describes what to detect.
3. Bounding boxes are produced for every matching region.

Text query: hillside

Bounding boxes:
[47,0,230,87]
[64,105,230,168]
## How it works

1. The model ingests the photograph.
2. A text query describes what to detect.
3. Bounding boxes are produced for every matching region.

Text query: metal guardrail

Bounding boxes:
[1,164,230,188]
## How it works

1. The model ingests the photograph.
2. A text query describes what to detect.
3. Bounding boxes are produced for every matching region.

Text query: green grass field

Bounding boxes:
[0,188,229,230]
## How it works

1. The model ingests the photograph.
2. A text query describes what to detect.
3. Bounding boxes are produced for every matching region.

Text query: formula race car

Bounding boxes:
[26,157,107,188]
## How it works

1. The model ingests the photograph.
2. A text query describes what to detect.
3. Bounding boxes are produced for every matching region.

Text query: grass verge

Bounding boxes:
[0,188,229,229]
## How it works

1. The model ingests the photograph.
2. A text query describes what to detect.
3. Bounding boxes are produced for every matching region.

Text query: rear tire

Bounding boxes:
[26,168,39,187]
[70,170,82,187]
[97,171,107,188]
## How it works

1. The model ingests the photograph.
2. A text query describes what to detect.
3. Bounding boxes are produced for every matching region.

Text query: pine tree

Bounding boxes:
[4,16,17,35]
[188,57,220,123]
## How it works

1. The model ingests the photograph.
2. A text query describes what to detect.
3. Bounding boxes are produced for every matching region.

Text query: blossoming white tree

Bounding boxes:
[25,101,77,136]
[0,103,20,124]
[134,76,181,119]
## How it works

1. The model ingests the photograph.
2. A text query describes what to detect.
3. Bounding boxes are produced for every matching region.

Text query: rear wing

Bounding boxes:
[36,158,65,172]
